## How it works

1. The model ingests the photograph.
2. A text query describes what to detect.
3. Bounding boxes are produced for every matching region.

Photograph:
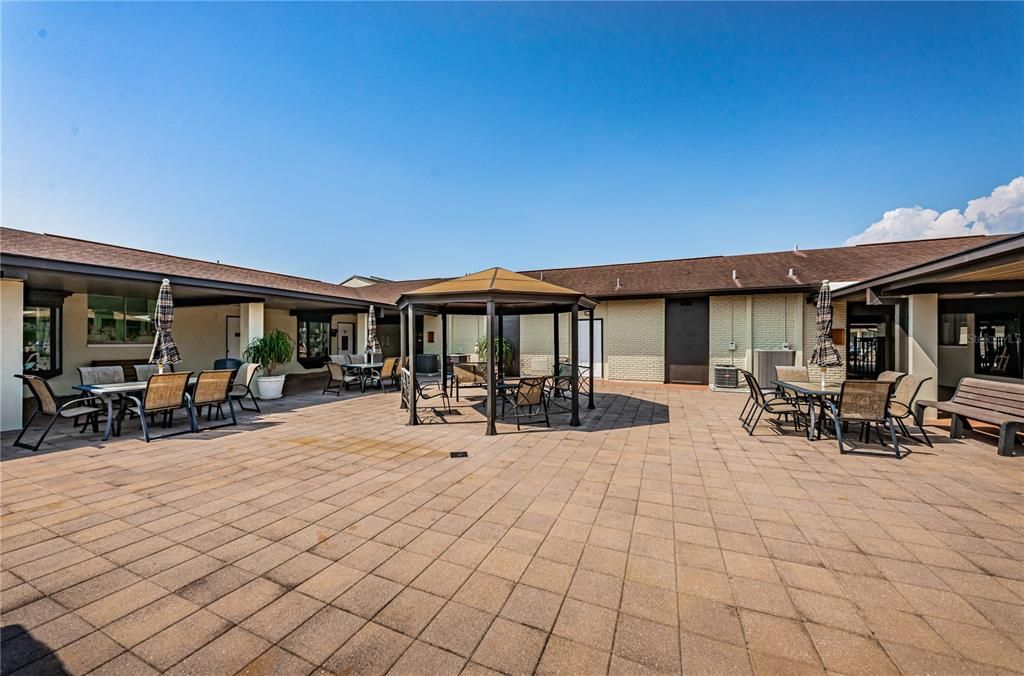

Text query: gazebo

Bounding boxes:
[397,267,598,435]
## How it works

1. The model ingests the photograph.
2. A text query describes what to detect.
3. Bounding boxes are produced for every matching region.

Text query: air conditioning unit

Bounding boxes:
[753,350,795,387]
[713,365,739,389]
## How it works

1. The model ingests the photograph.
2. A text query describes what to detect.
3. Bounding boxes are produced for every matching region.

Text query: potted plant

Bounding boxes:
[243,329,294,400]
[475,337,514,368]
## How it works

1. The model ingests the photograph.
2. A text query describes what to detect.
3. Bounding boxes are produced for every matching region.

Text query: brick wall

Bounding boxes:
[517,299,665,382]
[708,293,835,384]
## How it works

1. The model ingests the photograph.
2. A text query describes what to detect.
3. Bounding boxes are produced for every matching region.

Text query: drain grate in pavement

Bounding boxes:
[449,451,468,458]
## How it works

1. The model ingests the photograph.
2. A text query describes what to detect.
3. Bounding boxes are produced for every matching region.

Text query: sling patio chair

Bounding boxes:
[323,361,360,395]
[78,365,127,431]
[887,374,933,447]
[773,365,810,401]
[133,364,160,382]
[13,375,105,452]
[739,369,803,435]
[230,363,262,411]
[824,380,903,458]
[122,371,197,442]
[502,376,550,430]
[366,356,400,392]
[401,368,451,422]
[191,369,238,429]
[876,371,905,385]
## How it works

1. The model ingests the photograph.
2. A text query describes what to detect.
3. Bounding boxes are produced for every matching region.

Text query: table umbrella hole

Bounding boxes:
[449,451,468,458]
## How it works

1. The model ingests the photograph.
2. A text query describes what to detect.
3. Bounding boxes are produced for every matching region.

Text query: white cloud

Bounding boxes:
[846,176,1024,245]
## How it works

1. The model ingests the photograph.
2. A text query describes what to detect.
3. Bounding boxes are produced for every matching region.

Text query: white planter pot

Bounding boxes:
[256,375,286,400]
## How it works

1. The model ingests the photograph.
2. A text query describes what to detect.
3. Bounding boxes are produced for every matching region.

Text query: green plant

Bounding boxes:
[243,329,294,376]
[475,337,514,367]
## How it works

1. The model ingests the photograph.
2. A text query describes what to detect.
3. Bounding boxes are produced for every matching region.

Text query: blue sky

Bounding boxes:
[3,2,1022,281]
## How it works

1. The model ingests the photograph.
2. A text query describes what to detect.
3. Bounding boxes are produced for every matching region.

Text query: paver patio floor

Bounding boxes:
[2,382,1022,675]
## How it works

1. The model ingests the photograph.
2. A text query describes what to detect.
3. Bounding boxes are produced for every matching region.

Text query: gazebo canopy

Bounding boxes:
[397,267,596,314]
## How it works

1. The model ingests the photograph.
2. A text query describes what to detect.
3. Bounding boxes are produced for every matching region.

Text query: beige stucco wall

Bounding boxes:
[1,279,25,431]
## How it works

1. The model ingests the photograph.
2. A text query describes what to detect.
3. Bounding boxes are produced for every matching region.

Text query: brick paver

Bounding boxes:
[2,382,1022,674]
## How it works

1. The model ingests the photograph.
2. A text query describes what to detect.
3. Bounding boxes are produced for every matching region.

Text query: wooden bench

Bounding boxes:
[916,377,1024,457]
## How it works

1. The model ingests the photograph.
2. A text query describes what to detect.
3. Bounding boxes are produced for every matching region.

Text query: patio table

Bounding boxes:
[73,377,198,441]
[342,363,384,393]
[773,379,842,440]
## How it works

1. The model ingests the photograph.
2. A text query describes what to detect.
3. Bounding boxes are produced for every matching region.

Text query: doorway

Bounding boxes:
[335,322,355,356]
[226,316,241,360]
[665,298,709,384]
[846,303,895,379]
[578,318,604,378]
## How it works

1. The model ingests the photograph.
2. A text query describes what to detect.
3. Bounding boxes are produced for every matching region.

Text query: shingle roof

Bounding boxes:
[1,227,1004,306]
[1,227,368,303]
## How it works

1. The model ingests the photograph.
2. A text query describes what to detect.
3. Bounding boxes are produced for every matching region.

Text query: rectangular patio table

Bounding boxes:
[73,378,197,441]
[342,363,384,392]
[773,379,843,441]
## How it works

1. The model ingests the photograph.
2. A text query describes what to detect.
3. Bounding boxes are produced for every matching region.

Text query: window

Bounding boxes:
[23,306,61,377]
[297,319,330,367]
[87,295,156,344]
[23,289,65,378]
[940,313,969,346]
[975,313,1022,379]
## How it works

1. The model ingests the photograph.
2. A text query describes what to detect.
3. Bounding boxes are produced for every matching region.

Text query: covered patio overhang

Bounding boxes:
[397,268,598,436]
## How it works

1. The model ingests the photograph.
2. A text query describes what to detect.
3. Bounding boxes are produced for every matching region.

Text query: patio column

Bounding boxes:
[908,293,939,416]
[486,300,497,436]
[497,308,504,380]
[399,308,407,410]
[407,305,417,425]
[441,312,448,395]
[588,309,595,410]
[239,302,264,354]
[552,311,560,376]
[1,278,24,432]
[570,304,580,427]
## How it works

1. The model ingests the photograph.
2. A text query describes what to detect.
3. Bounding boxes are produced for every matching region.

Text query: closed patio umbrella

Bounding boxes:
[366,305,382,360]
[149,279,181,373]
[809,280,843,387]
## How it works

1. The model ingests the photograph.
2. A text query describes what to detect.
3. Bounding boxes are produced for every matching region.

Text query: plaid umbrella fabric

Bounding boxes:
[809,281,843,369]
[366,305,383,356]
[149,279,181,369]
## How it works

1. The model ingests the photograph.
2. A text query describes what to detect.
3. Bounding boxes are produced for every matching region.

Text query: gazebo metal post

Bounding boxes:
[441,312,448,396]
[486,300,497,436]
[407,305,417,425]
[588,310,595,410]
[570,304,580,427]
[552,311,560,376]
[399,309,407,410]
[497,309,504,381]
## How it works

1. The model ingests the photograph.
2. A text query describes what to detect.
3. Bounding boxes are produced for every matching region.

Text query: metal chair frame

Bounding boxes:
[231,363,261,411]
[122,372,197,442]
[13,375,103,452]
[502,376,551,430]
[824,380,903,458]
[738,369,803,435]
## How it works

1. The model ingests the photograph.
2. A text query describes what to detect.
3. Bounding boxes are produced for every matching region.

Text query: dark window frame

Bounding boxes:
[295,313,333,369]
[23,289,68,379]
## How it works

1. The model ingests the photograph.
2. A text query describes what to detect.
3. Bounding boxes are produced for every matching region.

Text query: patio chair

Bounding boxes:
[12,375,104,452]
[876,371,905,385]
[739,369,803,435]
[133,364,160,382]
[888,374,933,447]
[323,361,359,395]
[230,363,261,412]
[329,354,352,365]
[367,356,400,391]
[452,363,488,402]
[214,358,243,371]
[121,372,197,442]
[191,369,237,428]
[401,368,451,422]
[78,365,126,430]
[773,365,809,401]
[502,377,550,430]
[824,380,902,458]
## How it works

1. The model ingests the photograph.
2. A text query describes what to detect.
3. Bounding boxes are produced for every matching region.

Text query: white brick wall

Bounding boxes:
[517,299,665,382]
[708,293,833,384]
